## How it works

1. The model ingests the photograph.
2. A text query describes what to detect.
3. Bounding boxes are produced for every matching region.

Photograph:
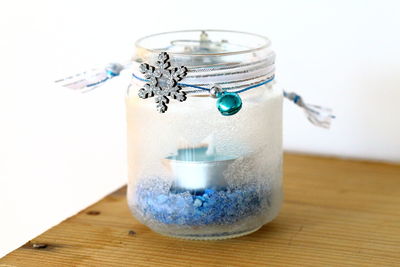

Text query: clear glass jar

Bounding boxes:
[126,30,283,239]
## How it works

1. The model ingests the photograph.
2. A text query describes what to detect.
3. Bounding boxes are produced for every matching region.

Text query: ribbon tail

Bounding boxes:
[55,62,128,92]
[284,91,335,129]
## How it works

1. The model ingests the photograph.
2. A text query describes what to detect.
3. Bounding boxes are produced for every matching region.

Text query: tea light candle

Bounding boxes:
[163,146,235,191]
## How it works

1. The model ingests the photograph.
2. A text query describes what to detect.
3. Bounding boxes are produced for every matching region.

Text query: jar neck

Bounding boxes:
[133,30,275,96]
[134,30,273,66]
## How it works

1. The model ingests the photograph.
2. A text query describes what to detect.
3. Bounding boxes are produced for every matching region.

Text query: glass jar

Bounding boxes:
[126,30,283,239]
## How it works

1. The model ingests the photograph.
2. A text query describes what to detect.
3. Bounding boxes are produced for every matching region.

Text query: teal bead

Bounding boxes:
[216,92,242,116]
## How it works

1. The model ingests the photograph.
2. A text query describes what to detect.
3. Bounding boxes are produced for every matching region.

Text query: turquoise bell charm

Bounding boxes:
[216,92,242,116]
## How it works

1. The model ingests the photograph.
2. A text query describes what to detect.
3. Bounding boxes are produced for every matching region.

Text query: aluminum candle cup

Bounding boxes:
[163,147,234,191]
[127,30,283,239]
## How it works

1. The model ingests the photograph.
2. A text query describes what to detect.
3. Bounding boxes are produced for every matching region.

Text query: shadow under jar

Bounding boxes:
[126,30,283,240]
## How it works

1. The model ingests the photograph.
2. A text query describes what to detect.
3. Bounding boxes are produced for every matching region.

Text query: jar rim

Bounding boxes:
[135,29,271,57]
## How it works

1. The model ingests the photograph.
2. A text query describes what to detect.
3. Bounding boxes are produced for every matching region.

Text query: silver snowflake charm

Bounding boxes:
[138,52,188,113]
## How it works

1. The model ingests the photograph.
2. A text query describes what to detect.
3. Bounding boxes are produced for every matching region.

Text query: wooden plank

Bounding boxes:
[2,154,400,266]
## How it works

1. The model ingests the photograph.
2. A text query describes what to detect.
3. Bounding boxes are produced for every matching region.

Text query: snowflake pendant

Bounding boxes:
[138,52,188,113]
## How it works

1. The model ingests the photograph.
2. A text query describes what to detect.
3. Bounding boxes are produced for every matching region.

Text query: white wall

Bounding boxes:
[1,0,399,257]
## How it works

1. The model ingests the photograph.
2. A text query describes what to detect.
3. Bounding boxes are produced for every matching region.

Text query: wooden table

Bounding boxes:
[2,154,400,266]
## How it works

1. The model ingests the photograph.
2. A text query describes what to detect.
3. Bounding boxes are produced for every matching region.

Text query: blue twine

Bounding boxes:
[86,70,120,87]
[131,73,275,94]
[86,77,109,87]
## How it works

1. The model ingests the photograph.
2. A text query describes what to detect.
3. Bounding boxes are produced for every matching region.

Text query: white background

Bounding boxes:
[1,0,399,257]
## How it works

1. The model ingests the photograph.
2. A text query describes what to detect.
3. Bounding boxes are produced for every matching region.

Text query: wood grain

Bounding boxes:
[2,154,400,267]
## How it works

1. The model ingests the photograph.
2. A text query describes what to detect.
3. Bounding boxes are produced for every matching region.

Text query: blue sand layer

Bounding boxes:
[135,178,271,226]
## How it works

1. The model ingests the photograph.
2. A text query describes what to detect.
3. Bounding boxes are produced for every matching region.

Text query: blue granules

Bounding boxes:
[135,178,271,226]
